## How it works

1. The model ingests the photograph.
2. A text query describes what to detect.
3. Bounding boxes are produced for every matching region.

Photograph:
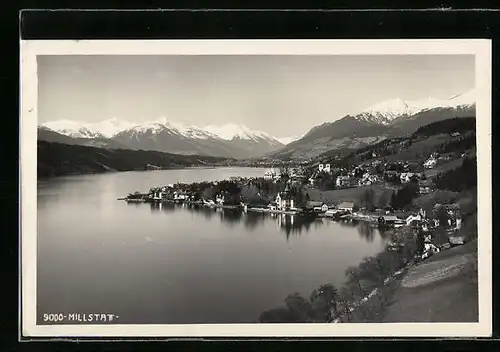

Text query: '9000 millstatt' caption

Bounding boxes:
[42,313,120,324]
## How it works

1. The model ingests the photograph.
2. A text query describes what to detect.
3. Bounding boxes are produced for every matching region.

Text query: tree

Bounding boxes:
[279,166,291,181]
[390,182,419,210]
[241,184,262,204]
[310,284,339,322]
[344,266,367,298]
[336,287,356,322]
[435,156,477,192]
[434,205,450,229]
[202,187,215,201]
[361,188,376,211]
[284,293,315,323]
[358,256,385,287]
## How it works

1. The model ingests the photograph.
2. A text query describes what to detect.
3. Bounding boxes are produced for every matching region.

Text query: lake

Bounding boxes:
[37,167,388,324]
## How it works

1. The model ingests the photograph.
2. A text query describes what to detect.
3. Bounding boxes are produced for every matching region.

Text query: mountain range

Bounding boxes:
[270,89,476,160]
[39,89,476,161]
[39,117,286,159]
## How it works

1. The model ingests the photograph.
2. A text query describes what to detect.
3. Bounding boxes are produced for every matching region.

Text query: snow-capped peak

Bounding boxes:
[41,116,284,145]
[202,123,279,143]
[91,117,138,138]
[41,118,138,138]
[127,116,220,140]
[41,119,104,139]
[354,88,476,125]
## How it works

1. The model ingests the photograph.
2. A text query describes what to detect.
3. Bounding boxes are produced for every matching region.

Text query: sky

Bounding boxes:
[38,55,475,138]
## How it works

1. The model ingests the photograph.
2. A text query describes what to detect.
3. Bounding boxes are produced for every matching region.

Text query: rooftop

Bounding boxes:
[338,201,355,208]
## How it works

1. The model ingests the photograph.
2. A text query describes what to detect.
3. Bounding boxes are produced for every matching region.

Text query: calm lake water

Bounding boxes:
[37,167,388,324]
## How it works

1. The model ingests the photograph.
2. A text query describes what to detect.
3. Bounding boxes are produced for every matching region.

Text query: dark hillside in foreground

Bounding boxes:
[37,141,234,178]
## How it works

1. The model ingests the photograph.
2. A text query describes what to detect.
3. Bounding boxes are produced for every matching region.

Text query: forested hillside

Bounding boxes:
[37,141,233,178]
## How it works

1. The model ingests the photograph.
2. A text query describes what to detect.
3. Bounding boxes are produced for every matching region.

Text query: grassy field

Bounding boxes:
[423,157,465,177]
[384,134,452,162]
[381,240,478,322]
[413,190,460,209]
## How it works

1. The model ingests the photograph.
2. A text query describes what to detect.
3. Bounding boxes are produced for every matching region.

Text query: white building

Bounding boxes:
[173,192,187,201]
[151,190,162,201]
[215,194,225,205]
[424,157,437,169]
[400,172,415,183]
[318,164,324,172]
[275,192,295,211]
[406,213,422,226]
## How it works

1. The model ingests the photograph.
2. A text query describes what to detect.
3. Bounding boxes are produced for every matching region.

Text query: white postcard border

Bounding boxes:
[20,39,492,338]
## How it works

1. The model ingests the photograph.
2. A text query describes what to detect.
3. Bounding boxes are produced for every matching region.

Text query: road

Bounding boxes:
[382,240,478,322]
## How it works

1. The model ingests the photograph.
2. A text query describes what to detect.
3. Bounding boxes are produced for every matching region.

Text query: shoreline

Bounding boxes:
[38,164,268,180]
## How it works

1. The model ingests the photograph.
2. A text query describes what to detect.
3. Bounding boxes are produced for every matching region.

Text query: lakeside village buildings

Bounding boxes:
[307,150,456,196]
[140,149,466,243]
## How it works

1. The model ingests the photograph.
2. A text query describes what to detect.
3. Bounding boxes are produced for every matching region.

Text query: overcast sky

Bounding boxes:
[38,55,475,138]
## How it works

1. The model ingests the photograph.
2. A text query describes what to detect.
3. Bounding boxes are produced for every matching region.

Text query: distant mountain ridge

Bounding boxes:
[39,89,476,160]
[39,117,286,159]
[271,89,476,160]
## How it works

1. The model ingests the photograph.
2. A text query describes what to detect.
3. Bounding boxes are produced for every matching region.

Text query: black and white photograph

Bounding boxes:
[20,39,492,337]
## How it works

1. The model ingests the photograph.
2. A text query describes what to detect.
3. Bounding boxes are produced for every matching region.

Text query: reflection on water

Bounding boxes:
[357,221,376,243]
[147,202,391,245]
[147,202,320,240]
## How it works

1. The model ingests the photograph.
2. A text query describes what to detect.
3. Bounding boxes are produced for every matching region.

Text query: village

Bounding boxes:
[123,143,475,263]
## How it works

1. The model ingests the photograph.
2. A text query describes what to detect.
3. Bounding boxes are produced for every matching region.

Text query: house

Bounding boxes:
[378,215,404,227]
[337,201,355,213]
[150,189,163,201]
[424,157,437,169]
[264,169,280,180]
[443,203,460,217]
[308,171,318,185]
[275,184,295,211]
[325,206,345,217]
[319,203,329,212]
[215,194,225,205]
[360,173,380,186]
[406,213,423,226]
[174,192,186,200]
[336,175,351,188]
[400,172,415,184]
[306,201,328,213]
[384,170,401,181]
[318,164,324,172]
[418,179,433,194]
[267,203,277,211]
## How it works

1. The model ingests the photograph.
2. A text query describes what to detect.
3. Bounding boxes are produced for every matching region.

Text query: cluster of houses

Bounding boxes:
[424,153,438,169]
[263,167,306,184]
[308,160,434,195]
[268,185,355,216]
